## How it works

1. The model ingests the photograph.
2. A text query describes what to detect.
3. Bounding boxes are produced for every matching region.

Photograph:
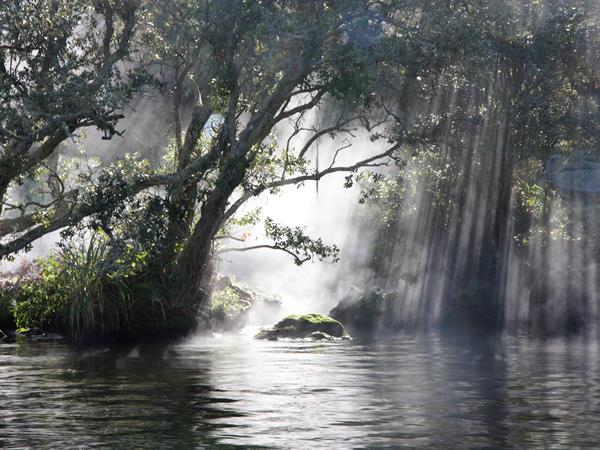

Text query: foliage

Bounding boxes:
[11,233,140,339]
[0,0,149,142]
[58,234,132,341]
[264,218,340,266]
[209,287,247,317]
[0,0,156,259]
[0,288,15,332]
[12,256,69,332]
[357,172,406,228]
[2,0,600,338]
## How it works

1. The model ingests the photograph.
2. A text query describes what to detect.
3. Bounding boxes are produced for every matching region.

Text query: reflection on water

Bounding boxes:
[1,333,600,448]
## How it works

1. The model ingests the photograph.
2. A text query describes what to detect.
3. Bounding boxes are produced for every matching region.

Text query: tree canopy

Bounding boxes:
[1,0,599,338]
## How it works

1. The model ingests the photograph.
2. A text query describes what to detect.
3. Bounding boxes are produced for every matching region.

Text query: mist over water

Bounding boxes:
[5,85,599,338]
[3,335,600,449]
[4,1,600,448]
[219,179,359,314]
[218,124,378,315]
[295,78,600,337]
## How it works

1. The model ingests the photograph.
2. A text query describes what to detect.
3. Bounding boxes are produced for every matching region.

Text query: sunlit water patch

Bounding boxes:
[1,335,600,448]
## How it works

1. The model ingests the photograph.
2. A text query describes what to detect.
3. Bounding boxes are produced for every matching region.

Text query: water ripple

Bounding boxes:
[1,335,600,448]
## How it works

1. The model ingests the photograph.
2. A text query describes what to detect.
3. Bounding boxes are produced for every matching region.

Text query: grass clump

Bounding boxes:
[11,233,135,340]
[59,234,132,340]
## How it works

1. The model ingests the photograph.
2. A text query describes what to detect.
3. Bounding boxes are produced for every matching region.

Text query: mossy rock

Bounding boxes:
[254,313,348,340]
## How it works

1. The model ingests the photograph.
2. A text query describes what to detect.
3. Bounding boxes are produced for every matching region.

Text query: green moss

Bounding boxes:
[255,313,347,339]
[283,313,342,326]
[284,313,343,327]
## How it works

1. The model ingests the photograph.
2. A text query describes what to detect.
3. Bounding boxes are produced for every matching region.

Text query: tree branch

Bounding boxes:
[274,89,327,124]
[222,142,401,223]
[218,244,310,265]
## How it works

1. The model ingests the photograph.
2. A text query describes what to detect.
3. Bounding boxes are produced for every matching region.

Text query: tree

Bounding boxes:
[354,0,600,331]
[7,0,596,337]
[135,0,491,307]
[0,0,153,255]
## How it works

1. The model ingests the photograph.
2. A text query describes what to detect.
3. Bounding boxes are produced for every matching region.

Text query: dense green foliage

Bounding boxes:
[9,234,143,339]
[1,0,599,339]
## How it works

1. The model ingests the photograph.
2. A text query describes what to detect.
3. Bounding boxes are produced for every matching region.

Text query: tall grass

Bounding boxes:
[59,234,131,340]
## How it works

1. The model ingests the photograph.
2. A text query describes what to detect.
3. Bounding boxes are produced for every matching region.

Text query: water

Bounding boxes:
[2,334,600,449]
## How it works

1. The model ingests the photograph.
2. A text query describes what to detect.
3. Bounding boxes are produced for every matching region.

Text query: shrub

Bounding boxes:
[13,257,68,332]
[0,290,15,331]
[210,287,246,317]
[59,234,132,340]
[12,233,135,340]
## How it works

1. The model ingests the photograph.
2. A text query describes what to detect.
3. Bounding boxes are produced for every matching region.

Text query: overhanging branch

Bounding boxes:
[218,244,310,265]
[222,142,402,223]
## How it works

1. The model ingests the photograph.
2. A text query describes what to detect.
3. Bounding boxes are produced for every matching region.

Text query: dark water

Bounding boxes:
[2,333,600,449]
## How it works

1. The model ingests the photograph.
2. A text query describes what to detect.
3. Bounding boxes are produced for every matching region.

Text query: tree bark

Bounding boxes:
[156,104,212,276]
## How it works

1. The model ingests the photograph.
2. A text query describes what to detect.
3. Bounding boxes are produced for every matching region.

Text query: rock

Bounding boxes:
[0,328,15,344]
[214,276,254,304]
[254,313,348,340]
[329,289,394,334]
[307,331,335,341]
[27,333,64,342]
[208,276,283,331]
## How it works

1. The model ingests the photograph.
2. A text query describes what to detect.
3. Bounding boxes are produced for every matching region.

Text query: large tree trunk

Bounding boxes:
[165,65,308,312]
[154,104,212,277]
[174,149,251,308]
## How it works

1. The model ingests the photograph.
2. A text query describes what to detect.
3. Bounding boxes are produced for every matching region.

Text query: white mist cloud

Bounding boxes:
[219,127,381,315]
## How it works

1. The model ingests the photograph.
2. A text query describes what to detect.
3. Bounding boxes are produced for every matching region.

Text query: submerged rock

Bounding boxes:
[306,331,351,341]
[329,289,394,335]
[0,328,15,344]
[308,331,335,341]
[254,313,348,340]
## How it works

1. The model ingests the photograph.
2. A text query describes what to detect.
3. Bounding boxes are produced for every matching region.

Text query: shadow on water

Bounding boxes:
[1,333,600,448]
[0,339,253,449]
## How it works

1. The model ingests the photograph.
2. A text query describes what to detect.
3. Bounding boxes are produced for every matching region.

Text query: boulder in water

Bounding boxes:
[329,289,394,335]
[254,313,348,340]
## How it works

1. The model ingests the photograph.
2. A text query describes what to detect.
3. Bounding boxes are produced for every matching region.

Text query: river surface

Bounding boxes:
[1,332,600,448]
